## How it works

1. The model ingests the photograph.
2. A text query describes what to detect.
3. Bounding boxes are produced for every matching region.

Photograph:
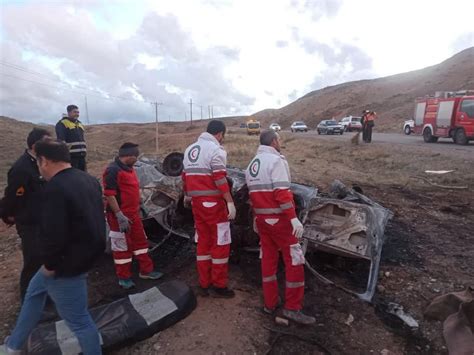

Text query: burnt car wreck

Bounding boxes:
[134,154,393,302]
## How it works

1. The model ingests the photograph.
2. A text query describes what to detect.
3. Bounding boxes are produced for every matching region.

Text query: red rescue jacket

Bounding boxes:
[103,158,140,214]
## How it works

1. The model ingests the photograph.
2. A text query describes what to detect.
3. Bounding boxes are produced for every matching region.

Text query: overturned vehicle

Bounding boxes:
[135,153,393,302]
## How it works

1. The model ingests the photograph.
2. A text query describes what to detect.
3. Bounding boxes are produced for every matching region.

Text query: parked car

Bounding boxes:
[269,123,281,131]
[239,123,247,128]
[290,121,308,132]
[317,120,344,135]
[403,119,414,135]
[339,116,362,132]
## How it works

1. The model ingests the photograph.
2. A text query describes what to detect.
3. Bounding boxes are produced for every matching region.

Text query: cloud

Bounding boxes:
[293,34,374,92]
[276,40,289,48]
[290,0,343,21]
[0,4,254,123]
[451,33,474,53]
[288,89,299,101]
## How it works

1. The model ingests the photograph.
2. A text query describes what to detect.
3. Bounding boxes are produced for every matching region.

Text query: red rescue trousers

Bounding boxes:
[256,216,305,311]
[192,198,231,289]
[106,212,154,280]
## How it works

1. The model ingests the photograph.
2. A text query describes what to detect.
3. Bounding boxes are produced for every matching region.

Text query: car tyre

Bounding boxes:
[423,128,438,143]
[340,131,343,135]
[404,125,411,135]
[317,130,321,135]
[455,129,468,145]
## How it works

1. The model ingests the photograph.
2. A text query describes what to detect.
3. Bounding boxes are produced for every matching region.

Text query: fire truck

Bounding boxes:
[413,90,474,145]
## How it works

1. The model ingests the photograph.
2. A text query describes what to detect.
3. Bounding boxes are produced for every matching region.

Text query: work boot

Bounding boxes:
[210,287,235,299]
[195,286,210,297]
[139,270,164,280]
[263,297,282,315]
[263,306,276,315]
[282,309,316,325]
[118,278,136,289]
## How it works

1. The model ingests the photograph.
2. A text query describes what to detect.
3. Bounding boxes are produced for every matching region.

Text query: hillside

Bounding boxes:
[0,115,245,189]
[253,47,474,130]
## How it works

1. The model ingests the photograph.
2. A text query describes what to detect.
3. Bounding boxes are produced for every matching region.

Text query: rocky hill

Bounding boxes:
[253,47,474,131]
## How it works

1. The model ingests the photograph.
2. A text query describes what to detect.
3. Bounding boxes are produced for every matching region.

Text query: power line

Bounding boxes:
[0,60,151,103]
[0,72,148,104]
[0,61,61,82]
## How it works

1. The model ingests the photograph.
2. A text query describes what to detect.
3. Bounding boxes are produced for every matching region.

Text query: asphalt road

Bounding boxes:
[285,130,473,148]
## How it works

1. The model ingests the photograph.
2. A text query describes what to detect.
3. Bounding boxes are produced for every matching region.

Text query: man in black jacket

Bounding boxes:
[5,139,105,355]
[55,104,87,171]
[0,128,50,301]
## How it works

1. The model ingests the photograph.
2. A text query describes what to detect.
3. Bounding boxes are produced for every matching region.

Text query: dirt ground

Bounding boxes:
[0,120,473,354]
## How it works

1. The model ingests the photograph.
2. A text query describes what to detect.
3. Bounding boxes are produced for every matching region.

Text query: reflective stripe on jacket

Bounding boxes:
[182,132,230,199]
[55,118,87,155]
[245,145,296,219]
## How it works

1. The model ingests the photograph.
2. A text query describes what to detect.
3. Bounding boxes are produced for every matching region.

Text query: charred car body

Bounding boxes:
[134,153,393,302]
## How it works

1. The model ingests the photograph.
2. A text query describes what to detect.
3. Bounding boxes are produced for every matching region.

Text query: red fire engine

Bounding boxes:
[413,91,474,145]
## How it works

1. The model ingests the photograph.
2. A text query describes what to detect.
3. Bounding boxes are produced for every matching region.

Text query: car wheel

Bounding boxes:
[455,129,468,145]
[317,130,321,135]
[340,131,343,135]
[423,128,438,143]
[291,129,293,133]
[305,129,307,132]
[404,125,411,135]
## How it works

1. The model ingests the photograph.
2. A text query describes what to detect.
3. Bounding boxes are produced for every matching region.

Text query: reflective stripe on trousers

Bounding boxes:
[286,281,304,288]
[262,275,277,282]
[197,255,212,261]
[114,258,132,265]
[133,248,148,256]
[212,257,228,265]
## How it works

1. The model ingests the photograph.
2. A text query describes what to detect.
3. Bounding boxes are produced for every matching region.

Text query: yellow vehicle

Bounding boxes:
[246,120,261,135]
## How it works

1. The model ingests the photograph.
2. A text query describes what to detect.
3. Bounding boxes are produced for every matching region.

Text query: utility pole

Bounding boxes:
[189,98,193,126]
[199,105,203,120]
[152,102,163,156]
[211,105,214,118]
[84,95,90,124]
[208,105,211,119]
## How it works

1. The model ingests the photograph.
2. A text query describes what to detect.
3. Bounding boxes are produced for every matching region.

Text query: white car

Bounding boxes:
[290,121,308,132]
[269,123,281,131]
[403,119,414,135]
[339,116,362,132]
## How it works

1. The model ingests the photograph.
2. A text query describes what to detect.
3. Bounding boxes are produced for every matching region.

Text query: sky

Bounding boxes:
[0,0,473,124]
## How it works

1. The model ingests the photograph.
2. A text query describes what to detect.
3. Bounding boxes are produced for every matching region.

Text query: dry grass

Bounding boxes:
[1,117,473,193]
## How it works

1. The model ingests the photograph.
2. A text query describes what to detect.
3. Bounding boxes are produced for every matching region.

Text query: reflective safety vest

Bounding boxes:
[245,145,296,219]
[182,132,230,199]
[55,118,87,156]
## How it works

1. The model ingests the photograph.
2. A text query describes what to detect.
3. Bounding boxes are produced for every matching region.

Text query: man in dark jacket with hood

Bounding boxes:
[0,128,51,301]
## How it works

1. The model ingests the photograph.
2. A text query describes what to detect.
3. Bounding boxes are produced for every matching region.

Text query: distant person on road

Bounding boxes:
[245,130,315,325]
[361,110,376,143]
[103,142,164,290]
[182,120,236,298]
[4,139,105,355]
[0,128,51,302]
[55,104,87,171]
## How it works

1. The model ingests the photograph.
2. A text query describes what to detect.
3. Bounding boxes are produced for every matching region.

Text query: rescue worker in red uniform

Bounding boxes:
[182,120,236,298]
[103,142,163,289]
[245,130,315,325]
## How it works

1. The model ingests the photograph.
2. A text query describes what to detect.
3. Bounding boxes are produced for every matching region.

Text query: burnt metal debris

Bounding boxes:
[134,154,393,302]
